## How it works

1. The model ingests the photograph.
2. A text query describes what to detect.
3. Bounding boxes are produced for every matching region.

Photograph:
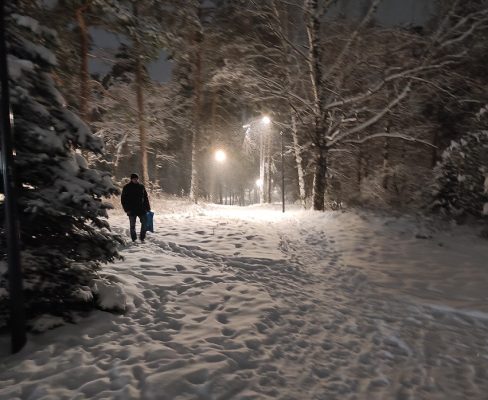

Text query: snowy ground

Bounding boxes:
[1,201,488,400]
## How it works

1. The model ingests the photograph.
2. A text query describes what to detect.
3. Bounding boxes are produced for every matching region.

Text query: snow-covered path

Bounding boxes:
[1,203,488,400]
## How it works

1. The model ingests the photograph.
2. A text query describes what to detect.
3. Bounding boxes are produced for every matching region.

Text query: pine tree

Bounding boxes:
[432,131,488,219]
[0,1,121,326]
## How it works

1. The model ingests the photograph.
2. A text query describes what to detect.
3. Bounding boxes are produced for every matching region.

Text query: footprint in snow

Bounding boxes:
[222,327,236,336]
[206,303,219,311]
[216,313,229,324]
[176,286,190,295]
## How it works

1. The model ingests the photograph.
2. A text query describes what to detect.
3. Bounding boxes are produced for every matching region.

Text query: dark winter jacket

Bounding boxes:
[121,182,151,216]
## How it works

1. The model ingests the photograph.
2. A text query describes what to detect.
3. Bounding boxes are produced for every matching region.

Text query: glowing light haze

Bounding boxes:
[214,149,227,163]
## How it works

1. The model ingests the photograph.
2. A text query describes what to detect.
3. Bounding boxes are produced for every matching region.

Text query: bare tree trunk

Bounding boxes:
[219,177,223,204]
[306,0,328,211]
[266,131,273,203]
[270,1,307,207]
[190,5,203,203]
[135,55,149,185]
[259,132,265,203]
[75,1,90,122]
[133,3,149,185]
[211,89,218,135]
[114,132,130,169]
[382,137,390,189]
[291,112,306,207]
[189,127,199,202]
[356,148,363,194]
[312,147,327,211]
[209,90,218,203]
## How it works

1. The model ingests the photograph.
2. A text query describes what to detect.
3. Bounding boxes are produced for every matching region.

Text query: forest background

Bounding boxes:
[11,0,488,216]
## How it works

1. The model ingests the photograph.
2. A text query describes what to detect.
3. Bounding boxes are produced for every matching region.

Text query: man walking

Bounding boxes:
[121,173,151,242]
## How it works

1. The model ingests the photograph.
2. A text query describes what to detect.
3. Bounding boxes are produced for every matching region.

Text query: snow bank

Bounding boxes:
[1,203,487,399]
[91,278,128,312]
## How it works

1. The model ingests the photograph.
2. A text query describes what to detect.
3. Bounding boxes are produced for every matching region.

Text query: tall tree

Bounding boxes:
[1,1,121,325]
[74,0,91,122]
[189,1,205,203]
[92,0,170,185]
[238,0,488,210]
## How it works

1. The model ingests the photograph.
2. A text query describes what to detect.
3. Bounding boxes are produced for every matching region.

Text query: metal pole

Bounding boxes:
[0,2,27,354]
[281,131,285,213]
[219,174,223,204]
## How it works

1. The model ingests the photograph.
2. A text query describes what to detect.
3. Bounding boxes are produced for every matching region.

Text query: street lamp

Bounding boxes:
[259,118,268,204]
[215,149,226,163]
[279,130,285,213]
[243,115,285,210]
[260,116,285,212]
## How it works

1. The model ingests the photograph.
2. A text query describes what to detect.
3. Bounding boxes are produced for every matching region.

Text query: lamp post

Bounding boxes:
[259,116,285,212]
[280,131,285,213]
[0,2,27,353]
[214,149,226,204]
[244,116,270,204]
[261,116,272,204]
[243,115,285,210]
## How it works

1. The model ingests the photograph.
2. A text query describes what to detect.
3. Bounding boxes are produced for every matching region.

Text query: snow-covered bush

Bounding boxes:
[353,165,432,211]
[0,2,122,328]
[432,131,488,220]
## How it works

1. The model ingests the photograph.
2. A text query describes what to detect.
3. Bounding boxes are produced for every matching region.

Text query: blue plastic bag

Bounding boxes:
[146,211,154,233]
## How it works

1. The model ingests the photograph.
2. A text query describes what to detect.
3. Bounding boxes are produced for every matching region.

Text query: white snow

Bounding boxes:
[7,55,35,81]
[91,278,127,312]
[1,201,488,399]
[30,315,65,334]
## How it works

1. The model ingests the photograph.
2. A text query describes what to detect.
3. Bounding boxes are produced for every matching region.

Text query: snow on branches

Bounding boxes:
[0,1,122,328]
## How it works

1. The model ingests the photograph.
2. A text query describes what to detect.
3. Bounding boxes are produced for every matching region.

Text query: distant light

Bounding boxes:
[261,116,271,125]
[256,178,263,188]
[215,149,227,163]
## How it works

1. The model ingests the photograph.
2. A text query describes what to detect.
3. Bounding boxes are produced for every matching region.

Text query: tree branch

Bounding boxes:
[341,132,436,148]
[328,83,412,145]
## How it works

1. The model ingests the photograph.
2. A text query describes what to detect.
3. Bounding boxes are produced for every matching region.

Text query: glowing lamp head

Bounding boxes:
[256,178,263,188]
[215,149,227,163]
[261,115,271,125]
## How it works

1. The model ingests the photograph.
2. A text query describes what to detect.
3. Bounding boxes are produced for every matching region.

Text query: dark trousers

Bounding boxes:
[129,214,147,241]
